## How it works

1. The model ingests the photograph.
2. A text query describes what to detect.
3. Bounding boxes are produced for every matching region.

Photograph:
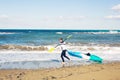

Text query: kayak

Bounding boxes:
[67,50,103,63]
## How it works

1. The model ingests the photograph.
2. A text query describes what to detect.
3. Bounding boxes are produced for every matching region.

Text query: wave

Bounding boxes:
[89,30,120,34]
[0,32,16,35]
[0,42,120,51]
[109,30,119,34]
[64,42,120,52]
[0,45,48,51]
[72,30,120,34]
[56,32,63,34]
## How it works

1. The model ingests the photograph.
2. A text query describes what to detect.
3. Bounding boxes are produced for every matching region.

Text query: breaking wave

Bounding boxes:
[72,30,120,34]
[0,32,16,35]
[56,32,63,34]
[0,45,48,51]
[0,43,120,51]
[88,30,120,34]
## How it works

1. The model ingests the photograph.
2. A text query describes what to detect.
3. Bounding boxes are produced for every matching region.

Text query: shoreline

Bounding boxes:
[0,62,120,80]
[0,50,120,69]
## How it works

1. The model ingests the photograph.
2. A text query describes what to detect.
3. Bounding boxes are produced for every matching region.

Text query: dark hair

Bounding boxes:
[59,38,63,40]
[59,38,64,43]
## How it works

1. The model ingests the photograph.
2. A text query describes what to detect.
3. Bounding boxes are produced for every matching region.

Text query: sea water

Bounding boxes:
[0,29,120,69]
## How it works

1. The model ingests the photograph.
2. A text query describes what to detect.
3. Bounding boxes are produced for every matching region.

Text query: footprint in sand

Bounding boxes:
[5,74,12,80]
[16,72,26,80]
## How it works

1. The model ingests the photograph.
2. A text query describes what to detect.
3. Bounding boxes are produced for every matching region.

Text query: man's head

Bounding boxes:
[59,38,63,43]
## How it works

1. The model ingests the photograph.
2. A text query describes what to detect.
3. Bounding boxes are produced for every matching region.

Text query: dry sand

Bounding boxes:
[0,62,120,80]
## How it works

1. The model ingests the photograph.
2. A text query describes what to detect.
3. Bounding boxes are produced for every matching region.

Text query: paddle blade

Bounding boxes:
[67,35,72,39]
[48,47,55,52]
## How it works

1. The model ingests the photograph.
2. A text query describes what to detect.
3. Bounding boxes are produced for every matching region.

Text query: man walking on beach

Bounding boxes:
[58,38,70,65]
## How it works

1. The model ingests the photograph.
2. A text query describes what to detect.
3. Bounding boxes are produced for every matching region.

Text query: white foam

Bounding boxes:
[0,51,60,63]
[0,48,120,63]
[0,44,120,63]
[72,30,120,34]
[56,32,63,34]
[0,49,120,69]
[0,32,16,35]
[109,30,119,34]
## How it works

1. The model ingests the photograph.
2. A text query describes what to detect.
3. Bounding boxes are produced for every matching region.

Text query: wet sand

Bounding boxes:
[0,62,120,80]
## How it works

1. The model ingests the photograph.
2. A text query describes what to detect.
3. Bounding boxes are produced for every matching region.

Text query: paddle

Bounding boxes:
[48,35,72,52]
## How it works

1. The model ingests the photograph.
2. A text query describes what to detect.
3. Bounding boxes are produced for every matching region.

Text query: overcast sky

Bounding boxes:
[0,0,120,29]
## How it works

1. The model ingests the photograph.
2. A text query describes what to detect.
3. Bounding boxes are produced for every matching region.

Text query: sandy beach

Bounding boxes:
[0,62,120,80]
[0,30,120,80]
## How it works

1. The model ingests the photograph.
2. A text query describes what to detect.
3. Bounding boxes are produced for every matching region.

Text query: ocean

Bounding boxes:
[0,29,120,50]
[0,29,120,69]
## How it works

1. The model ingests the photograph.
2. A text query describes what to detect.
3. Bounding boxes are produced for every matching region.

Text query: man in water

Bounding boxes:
[59,38,70,65]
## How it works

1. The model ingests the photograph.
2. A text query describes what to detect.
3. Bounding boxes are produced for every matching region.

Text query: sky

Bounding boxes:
[0,0,120,29]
